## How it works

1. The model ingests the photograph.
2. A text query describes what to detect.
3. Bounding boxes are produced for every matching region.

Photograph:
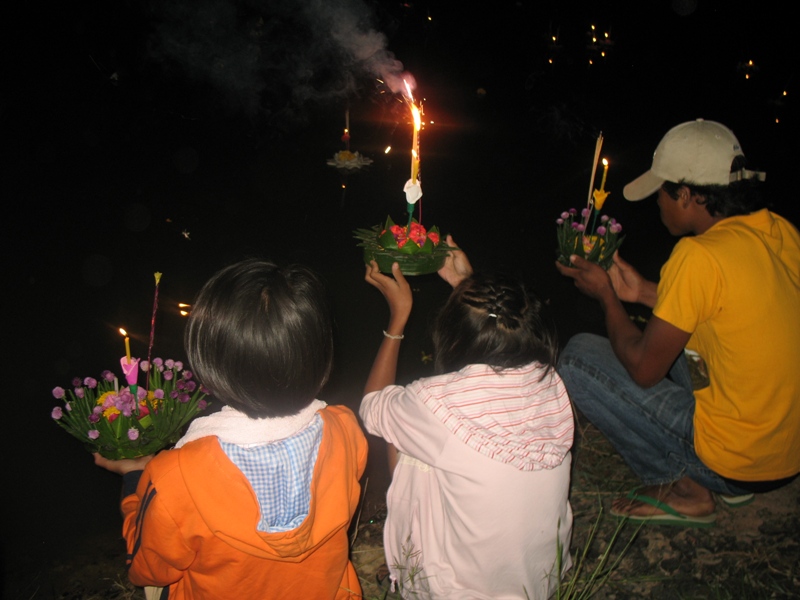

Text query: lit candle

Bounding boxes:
[404,79,421,182]
[120,328,131,363]
[600,158,609,192]
[410,103,421,181]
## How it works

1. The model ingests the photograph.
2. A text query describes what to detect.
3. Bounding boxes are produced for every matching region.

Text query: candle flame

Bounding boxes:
[602,158,608,167]
[119,328,127,337]
[180,310,189,317]
[385,146,391,154]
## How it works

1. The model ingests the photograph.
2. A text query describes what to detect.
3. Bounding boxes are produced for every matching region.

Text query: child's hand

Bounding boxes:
[94,452,155,475]
[438,235,473,288]
[365,260,412,329]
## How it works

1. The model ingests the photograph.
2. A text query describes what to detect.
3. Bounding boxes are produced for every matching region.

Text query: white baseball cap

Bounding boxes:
[623,119,749,201]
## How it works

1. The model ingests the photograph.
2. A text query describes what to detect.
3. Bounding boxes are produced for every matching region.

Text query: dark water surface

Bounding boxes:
[6,1,799,596]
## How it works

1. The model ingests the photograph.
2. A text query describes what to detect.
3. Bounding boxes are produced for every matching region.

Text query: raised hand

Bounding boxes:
[438,234,473,288]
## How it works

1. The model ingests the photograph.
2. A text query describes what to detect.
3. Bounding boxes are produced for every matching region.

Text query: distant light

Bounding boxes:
[385,146,391,154]
[776,118,780,124]
[745,74,750,79]
[601,51,606,57]
[783,90,788,96]
[604,32,609,38]
[552,35,557,42]
[180,310,189,317]
[549,58,553,64]
[592,37,597,43]
[591,24,596,30]
[178,303,191,308]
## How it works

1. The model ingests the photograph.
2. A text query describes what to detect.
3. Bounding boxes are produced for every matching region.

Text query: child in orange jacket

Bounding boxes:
[95,259,368,599]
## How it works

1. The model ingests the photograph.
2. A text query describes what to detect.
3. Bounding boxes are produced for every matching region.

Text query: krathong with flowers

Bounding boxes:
[556,133,624,270]
[50,272,211,460]
[353,79,454,275]
[354,215,454,275]
[51,359,210,460]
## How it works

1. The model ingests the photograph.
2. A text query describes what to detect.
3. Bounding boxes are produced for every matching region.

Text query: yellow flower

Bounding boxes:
[592,189,610,211]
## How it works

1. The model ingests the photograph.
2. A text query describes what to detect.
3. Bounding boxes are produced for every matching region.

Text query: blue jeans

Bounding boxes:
[557,333,751,496]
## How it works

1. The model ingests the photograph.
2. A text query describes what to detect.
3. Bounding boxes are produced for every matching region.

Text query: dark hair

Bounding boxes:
[662,156,767,217]
[184,258,333,418]
[432,272,559,376]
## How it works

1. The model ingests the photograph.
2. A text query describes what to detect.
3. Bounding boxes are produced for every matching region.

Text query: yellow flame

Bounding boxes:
[119,328,127,336]
[411,104,421,132]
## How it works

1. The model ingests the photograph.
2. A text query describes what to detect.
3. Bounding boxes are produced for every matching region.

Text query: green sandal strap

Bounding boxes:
[625,490,684,519]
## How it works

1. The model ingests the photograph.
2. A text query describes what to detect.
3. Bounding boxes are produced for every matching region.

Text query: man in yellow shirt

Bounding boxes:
[556,119,800,526]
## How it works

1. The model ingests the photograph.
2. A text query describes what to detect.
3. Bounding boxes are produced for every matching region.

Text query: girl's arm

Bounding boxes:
[363,260,412,474]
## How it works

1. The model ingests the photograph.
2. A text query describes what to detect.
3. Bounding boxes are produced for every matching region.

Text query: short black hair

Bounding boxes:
[184,258,333,418]
[663,156,768,217]
[432,272,559,376]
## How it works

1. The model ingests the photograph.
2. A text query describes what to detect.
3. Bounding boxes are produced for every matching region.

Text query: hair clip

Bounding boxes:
[487,313,498,318]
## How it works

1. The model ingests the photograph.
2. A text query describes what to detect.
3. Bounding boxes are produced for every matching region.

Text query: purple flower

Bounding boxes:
[72,377,82,387]
[170,390,179,399]
[185,381,197,392]
[174,361,183,371]
[596,226,607,236]
[84,377,97,389]
[140,361,150,372]
[153,389,165,400]
[52,387,65,399]
[93,406,103,415]
[600,215,610,223]
[560,211,570,220]
[128,428,140,441]
[611,223,623,234]
[556,218,564,225]
[164,370,174,381]
[198,399,208,411]
[568,208,578,215]
[88,430,100,440]
[51,407,63,420]
[66,402,72,412]
[165,359,175,369]
[183,371,193,380]
[152,357,163,368]
[177,380,186,391]
[102,370,115,382]
[89,413,100,423]
[178,393,191,403]
[571,223,585,232]
[581,208,590,218]
[74,388,85,399]
[137,387,147,400]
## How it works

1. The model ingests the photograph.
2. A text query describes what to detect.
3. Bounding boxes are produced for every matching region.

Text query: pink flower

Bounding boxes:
[88,430,100,440]
[120,357,140,386]
[52,387,65,399]
[128,428,140,441]
[75,388,85,399]
[140,361,150,372]
[51,407,63,419]
[102,370,115,382]
[84,377,97,388]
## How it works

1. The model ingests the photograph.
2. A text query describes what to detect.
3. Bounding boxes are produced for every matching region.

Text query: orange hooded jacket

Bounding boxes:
[120,405,368,599]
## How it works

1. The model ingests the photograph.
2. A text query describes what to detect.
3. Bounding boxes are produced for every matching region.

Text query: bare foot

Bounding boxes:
[612,476,716,518]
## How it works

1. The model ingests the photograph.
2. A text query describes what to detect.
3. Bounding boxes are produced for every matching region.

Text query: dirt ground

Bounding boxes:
[28,413,798,600]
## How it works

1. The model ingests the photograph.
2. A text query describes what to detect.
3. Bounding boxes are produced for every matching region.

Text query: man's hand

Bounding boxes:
[556,254,616,303]
[608,252,658,308]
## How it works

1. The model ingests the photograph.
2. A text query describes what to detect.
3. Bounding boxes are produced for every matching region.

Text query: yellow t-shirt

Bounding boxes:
[653,209,800,480]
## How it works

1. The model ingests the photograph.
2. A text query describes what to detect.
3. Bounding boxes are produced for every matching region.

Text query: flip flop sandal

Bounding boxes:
[610,490,717,528]
[718,493,755,508]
